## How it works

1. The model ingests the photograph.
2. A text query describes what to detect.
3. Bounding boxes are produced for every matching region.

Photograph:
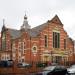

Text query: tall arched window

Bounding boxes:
[2,32,6,50]
[18,41,26,54]
[45,35,48,48]
[64,39,66,49]
[53,32,60,48]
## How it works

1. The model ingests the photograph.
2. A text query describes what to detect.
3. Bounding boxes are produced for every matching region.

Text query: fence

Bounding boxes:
[0,61,75,75]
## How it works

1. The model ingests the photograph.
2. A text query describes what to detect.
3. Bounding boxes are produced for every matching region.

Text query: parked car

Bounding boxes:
[7,60,13,67]
[0,61,6,67]
[0,60,13,67]
[36,65,70,75]
[17,62,32,68]
[67,65,75,75]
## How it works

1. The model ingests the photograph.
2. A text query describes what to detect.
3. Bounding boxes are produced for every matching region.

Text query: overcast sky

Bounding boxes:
[0,0,75,39]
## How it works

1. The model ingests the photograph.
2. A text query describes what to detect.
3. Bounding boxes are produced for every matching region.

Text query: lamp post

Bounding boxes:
[30,37,31,64]
[51,51,53,63]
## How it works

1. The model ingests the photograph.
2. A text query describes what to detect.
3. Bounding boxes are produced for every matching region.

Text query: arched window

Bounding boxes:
[53,32,60,48]
[64,39,66,49]
[45,35,48,48]
[2,32,6,50]
[18,41,26,54]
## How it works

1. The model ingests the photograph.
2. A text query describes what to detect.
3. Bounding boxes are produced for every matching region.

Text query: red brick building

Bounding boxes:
[0,14,74,65]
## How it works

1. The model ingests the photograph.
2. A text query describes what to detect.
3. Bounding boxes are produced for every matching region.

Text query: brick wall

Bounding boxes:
[0,15,74,65]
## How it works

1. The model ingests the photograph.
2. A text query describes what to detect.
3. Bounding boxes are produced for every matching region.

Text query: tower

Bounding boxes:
[2,19,6,32]
[21,14,31,31]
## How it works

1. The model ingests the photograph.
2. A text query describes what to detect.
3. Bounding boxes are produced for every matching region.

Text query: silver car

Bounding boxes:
[17,62,31,68]
[67,65,75,75]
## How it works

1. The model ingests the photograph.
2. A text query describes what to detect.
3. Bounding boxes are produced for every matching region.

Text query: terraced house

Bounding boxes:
[0,14,74,66]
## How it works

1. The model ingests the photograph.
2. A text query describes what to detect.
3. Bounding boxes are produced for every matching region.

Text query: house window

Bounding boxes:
[45,35,48,48]
[18,42,25,54]
[53,32,60,48]
[18,42,22,51]
[24,42,25,49]
[2,32,6,50]
[64,39,66,49]
[6,54,10,60]
[7,56,10,60]
[12,43,16,52]
[1,55,5,60]
[1,54,10,60]
[18,59,22,63]
[12,53,16,60]
[22,59,24,62]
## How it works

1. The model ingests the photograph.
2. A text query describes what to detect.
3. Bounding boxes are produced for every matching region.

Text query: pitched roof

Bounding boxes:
[6,15,63,39]
[29,15,63,37]
[29,22,48,37]
[7,28,21,39]
[27,30,38,37]
[50,15,63,25]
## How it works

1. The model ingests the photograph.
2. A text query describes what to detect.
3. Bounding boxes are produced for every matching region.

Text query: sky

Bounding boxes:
[0,0,75,40]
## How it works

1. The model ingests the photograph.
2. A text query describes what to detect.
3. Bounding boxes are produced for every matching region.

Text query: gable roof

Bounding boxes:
[4,15,63,39]
[29,15,63,37]
[7,28,21,39]
[50,15,63,25]
[7,22,48,38]
[30,22,48,37]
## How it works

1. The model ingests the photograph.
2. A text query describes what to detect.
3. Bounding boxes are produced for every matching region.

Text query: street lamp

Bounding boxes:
[51,51,53,63]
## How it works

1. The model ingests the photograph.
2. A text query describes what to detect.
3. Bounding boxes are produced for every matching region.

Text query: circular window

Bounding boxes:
[32,46,37,53]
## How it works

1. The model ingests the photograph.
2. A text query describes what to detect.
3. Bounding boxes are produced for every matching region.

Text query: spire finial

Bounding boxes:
[24,11,27,19]
[3,19,5,26]
[20,11,31,30]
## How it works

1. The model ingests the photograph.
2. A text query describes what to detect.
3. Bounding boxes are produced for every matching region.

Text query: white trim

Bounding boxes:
[53,30,60,33]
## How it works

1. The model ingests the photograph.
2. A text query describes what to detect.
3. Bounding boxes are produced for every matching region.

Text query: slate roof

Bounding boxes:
[7,22,48,39]
[27,30,38,37]
[6,15,63,39]
[7,28,21,39]
[29,22,48,37]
